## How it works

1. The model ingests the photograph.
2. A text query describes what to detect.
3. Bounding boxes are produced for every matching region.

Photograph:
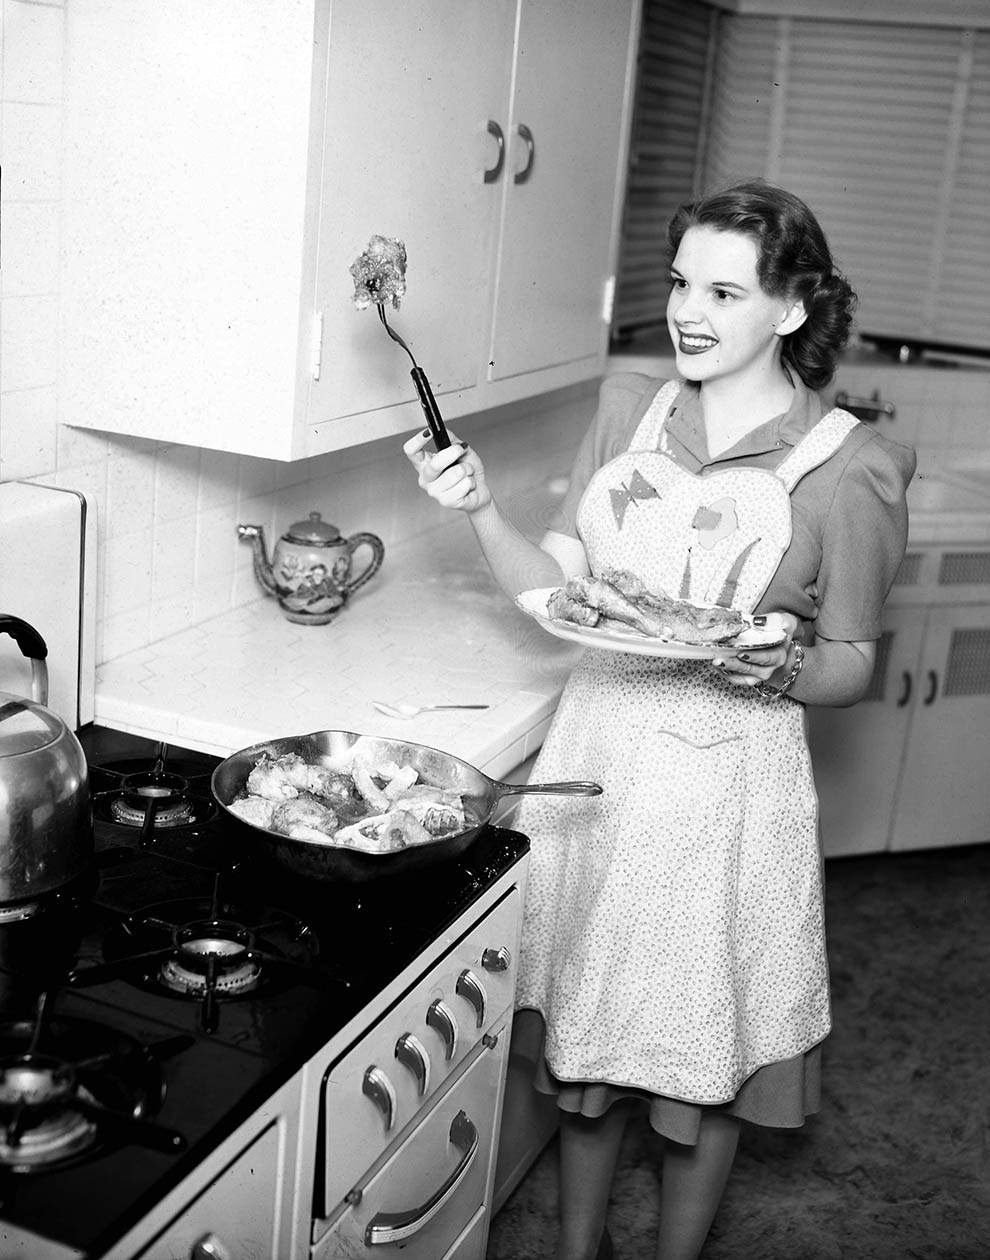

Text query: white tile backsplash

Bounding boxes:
[3,4,990,679]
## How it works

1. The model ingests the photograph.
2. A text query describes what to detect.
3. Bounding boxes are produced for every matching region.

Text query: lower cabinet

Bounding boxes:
[809,544,990,855]
[133,1121,288,1260]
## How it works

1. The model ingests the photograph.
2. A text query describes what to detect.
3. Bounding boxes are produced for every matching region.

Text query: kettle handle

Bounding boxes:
[0,615,50,705]
[342,533,385,595]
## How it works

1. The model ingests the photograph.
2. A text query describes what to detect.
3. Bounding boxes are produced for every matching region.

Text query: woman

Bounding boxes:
[403,181,915,1260]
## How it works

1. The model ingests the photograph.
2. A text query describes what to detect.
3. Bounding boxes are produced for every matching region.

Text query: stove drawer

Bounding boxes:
[313,1020,508,1260]
[319,887,521,1215]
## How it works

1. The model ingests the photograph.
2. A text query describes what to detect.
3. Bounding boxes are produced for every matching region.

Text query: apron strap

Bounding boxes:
[630,379,682,452]
[774,408,861,492]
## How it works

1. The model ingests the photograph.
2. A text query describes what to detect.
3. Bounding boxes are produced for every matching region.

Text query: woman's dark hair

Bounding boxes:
[667,180,857,390]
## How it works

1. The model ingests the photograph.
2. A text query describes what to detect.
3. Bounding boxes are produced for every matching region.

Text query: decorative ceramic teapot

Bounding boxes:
[237,512,384,626]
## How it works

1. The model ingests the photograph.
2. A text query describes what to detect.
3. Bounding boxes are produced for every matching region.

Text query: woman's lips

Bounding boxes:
[677,332,718,355]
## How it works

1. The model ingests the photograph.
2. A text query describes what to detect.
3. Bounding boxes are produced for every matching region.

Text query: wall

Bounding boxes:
[0,0,588,667]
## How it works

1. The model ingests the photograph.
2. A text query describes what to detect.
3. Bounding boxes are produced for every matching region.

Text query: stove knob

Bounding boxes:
[395,1032,431,1097]
[362,1065,397,1132]
[456,968,487,1029]
[191,1235,231,1260]
[426,998,459,1061]
[482,945,511,973]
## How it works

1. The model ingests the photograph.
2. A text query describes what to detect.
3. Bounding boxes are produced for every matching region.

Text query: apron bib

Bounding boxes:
[515,383,859,1102]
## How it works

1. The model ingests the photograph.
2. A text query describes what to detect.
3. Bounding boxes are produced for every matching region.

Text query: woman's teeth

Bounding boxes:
[678,333,718,353]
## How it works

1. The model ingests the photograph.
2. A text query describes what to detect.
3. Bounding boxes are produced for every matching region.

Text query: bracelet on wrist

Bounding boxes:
[754,642,805,701]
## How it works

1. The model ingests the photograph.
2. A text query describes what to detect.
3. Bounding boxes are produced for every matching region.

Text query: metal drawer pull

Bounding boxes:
[455,968,487,1028]
[395,1032,431,1096]
[483,119,505,183]
[923,670,938,705]
[362,1065,397,1132]
[365,1111,479,1246]
[896,672,912,707]
[514,122,535,183]
[426,998,459,1060]
[835,390,896,422]
[482,945,511,972]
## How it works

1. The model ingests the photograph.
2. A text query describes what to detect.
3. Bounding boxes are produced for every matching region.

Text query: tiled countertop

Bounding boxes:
[95,511,583,778]
[94,460,990,772]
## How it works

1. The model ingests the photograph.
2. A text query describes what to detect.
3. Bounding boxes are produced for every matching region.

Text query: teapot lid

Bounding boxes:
[284,512,341,546]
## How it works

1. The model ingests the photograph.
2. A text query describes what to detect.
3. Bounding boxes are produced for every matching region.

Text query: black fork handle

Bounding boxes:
[411,367,452,450]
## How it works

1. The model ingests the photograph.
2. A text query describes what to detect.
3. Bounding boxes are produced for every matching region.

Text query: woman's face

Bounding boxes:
[666,226,803,386]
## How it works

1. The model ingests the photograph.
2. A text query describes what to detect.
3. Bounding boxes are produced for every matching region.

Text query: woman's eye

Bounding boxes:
[669,277,687,291]
[713,288,737,303]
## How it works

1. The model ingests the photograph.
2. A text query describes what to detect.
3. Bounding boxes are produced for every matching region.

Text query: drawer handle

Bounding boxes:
[896,671,912,707]
[426,999,459,1060]
[395,1033,431,1096]
[365,1111,479,1246]
[456,968,487,1028]
[835,390,896,422]
[362,1065,397,1132]
[923,670,938,705]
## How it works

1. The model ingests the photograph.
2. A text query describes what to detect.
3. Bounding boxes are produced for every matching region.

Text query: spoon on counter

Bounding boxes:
[372,701,490,720]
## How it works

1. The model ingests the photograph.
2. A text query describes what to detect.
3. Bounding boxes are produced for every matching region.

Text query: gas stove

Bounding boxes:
[0,726,528,1258]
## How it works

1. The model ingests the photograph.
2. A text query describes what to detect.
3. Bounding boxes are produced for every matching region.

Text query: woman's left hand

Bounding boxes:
[711,613,800,689]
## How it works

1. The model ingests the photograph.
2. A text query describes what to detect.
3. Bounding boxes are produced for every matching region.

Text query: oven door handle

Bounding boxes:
[364,1110,478,1246]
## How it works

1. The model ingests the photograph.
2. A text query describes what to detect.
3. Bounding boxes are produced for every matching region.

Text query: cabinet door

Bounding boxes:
[309,0,516,430]
[806,608,926,857]
[136,1121,284,1260]
[487,0,637,382]
[891,604,990,851]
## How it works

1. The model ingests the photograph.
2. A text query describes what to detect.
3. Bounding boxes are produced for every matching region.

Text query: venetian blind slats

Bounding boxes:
[613,0,714,333]
[702,15,989,353]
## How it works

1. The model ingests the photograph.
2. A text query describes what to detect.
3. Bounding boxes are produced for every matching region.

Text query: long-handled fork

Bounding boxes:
[377,304,452,450]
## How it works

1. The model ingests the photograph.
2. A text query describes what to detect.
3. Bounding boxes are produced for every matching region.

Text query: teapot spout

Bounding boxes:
[237,524,279,596]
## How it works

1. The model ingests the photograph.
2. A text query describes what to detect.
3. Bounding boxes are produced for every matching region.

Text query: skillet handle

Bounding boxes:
[492,780,602,798]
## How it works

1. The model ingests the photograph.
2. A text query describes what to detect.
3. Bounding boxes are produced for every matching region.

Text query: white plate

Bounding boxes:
[515,588,787,660]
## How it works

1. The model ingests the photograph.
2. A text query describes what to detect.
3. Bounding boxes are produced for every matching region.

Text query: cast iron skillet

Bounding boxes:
[211,730,602,882]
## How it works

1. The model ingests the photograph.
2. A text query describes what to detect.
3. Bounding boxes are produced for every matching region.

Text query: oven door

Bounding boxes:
[313,1024,508,1260]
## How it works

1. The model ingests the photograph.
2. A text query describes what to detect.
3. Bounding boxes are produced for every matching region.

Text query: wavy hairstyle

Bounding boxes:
[666,180,857,390]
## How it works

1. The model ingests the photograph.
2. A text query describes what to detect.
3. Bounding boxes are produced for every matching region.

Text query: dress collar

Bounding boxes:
[664,378,826,467]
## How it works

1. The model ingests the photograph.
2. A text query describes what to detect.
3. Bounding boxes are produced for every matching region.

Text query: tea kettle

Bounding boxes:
[0,615,93,905]
[237,512,385,626]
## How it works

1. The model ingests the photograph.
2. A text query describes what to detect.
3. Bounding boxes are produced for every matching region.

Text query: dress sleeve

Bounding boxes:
[548,372,664,538]
[814,432,917,642]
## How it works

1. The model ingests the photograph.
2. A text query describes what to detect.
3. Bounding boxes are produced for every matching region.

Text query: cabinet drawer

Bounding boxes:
[319,889,520,1215]
[314,1024,508,1259]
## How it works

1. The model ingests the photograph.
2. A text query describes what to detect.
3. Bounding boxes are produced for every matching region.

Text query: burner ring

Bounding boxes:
[159,954,261,996]
[0,1107,97,1169]
[0,1055,75,1107]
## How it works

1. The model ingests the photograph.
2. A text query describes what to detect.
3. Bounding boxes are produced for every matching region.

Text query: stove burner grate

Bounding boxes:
[0,1013,189,1173]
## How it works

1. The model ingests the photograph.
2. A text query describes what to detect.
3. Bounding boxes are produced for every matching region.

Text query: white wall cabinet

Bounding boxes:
[62,1,640,461]
[809,545,990,856]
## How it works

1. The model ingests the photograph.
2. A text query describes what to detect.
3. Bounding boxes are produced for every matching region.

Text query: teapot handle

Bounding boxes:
[0,615,50,705]
[342,533,385,594]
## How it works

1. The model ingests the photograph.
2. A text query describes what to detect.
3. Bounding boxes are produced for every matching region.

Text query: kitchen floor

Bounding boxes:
[488,844,990,1260]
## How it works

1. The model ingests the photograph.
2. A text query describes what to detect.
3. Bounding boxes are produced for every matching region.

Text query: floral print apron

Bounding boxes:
[514,382,859,1103]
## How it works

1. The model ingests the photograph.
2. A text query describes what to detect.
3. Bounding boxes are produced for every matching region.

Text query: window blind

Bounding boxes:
[612,0,717,335]
[702,15,990,354]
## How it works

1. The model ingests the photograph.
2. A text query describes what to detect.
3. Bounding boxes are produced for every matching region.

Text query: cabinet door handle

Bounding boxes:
[896,671,912,707]
[483,119,505,183]
[365,1111,479,1246]
[923,670,938,705]
[514,122,535,184]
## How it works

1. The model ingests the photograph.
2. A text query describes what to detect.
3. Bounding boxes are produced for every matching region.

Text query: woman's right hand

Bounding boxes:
[403,428,492,514]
